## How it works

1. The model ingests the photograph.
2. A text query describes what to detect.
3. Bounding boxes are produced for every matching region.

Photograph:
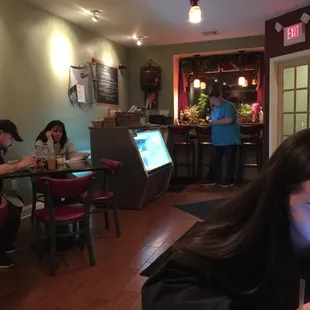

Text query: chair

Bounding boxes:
[195,126,212,179]
[31,177,45,224]
[86,159,122,237]
[168,126,195,177]
[237,125,263,183]
[35,173,96,276]
[0,197,8,229]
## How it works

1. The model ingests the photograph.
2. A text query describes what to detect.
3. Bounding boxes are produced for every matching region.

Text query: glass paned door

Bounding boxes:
[279,60,310,143]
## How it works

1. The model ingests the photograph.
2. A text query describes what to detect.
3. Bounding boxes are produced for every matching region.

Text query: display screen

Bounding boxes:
[133,130,171,172]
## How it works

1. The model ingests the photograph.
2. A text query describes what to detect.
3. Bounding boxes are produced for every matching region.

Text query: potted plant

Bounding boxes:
[184,105,200,124]
[237,103,253,123]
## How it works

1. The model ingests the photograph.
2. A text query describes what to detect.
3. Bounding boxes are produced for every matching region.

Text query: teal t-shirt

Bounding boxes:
[210,101,241,146]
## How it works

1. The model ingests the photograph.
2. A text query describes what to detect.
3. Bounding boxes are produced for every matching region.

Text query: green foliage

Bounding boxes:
[197,94,208,113]
[237,103,253,116]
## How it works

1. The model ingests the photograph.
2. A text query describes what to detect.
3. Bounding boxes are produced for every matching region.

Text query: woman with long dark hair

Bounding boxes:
[35,120,88,160]
[142,129,310,309]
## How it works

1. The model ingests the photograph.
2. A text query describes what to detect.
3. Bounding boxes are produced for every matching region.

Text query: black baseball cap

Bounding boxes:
[0,120,23,142]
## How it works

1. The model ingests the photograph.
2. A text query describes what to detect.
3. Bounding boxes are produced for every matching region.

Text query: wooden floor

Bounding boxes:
[0,184,239,310]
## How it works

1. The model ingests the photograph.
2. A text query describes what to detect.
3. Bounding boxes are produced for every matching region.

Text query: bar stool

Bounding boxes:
[195,126,212,179]
[237,125,263,183]
[168,125,195,177]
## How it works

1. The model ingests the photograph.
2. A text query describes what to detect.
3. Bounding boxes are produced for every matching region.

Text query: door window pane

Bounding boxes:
[283,67,295,90]
[296,65,308,89]
[296,89,308,112]
[295,114,308,132]
[283,114,294,135]
[283,90,294,112]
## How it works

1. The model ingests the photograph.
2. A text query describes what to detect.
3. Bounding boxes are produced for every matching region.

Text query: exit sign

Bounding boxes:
[284,23,306,46]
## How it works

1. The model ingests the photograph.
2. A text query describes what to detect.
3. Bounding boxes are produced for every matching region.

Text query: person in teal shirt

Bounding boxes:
[202,92,241,187]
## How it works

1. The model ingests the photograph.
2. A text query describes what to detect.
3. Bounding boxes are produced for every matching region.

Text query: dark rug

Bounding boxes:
[140,198,229,277]
[174,198,229,219]
[167,177,196,193]
[140,221,203,277]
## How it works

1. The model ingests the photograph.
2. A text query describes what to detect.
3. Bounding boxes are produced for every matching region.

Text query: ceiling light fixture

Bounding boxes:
[91,10,100,22]
[133,35,144,46]
[189,0,202,24]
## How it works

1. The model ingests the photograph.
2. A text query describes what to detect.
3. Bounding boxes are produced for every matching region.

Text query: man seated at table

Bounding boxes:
[0,120,36,268]
[202,92,241,188]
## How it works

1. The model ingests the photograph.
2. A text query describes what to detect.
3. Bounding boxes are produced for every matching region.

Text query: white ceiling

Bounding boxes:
[24,0,310,47]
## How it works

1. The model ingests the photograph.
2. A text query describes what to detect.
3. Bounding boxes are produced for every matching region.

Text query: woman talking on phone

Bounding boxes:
[142,129,310,310]
[35,120,89,160]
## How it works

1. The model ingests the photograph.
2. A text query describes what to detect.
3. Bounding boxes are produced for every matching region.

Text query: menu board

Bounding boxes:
[96,61,119,105]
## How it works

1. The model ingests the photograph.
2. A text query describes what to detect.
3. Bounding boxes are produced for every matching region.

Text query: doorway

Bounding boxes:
[277,57,310,145]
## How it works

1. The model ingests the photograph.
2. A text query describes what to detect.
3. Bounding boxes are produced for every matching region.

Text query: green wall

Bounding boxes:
[128,36,265,116]
[0,0,129,202]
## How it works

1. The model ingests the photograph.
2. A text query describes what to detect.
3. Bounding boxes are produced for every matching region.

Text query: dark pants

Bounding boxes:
[206,145,237,184]
[0,204,21,256]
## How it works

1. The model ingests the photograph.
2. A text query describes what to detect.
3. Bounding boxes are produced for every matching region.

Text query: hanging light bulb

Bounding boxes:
[194,79,201,88]
[252,78,257,85]
[200,82,206,89]
[137,40,142,46]
[189,0,202,24]
[238,76,246,87]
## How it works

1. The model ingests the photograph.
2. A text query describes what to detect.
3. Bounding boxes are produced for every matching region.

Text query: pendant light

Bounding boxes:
[189,0,202,24]
[238,76,246,87]
[200,81,206,89]
[194,79,201,88]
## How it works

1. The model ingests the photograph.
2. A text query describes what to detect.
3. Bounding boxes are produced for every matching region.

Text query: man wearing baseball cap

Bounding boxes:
[0,120,36,268]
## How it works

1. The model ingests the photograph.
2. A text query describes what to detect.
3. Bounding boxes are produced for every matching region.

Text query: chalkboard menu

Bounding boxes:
[96,61,119,105]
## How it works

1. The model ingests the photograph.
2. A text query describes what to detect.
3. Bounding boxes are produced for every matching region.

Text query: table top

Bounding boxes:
[0,160,107,180]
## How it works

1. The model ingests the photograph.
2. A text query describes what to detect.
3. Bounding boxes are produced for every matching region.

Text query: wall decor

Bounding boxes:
[96,59,119,106]
[68,62,95,108]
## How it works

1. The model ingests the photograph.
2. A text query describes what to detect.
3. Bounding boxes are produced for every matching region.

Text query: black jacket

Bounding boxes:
[142,249,310,310]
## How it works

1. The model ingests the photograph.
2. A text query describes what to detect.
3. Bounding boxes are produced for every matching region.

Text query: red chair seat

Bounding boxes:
[36,205,85,222]
[81,190,114,202]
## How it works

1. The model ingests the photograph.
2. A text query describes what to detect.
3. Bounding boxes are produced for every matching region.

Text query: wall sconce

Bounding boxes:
[119,64,128,77]
[300,13,310,24]
[275,22,283,32]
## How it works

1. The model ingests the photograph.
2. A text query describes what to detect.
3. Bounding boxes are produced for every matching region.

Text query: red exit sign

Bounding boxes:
[284,23,306,46]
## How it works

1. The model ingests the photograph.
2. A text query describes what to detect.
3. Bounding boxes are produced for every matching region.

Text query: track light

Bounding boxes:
[91,10,100,23]
[189,0,201,24]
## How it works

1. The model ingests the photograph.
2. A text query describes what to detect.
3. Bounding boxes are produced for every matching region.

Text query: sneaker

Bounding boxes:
[0,255,15,269]
[5,246,17,254]
[220,182,234,188]
[201,181,216,187]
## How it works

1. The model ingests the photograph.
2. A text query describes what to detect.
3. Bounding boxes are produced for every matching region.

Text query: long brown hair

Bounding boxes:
[176,129,310,294]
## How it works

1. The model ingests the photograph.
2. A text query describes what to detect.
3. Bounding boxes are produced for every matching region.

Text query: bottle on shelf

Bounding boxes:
[205,108,210,122]
[259,106,264,123]
[251,111,256,123]
[180,110,184,121]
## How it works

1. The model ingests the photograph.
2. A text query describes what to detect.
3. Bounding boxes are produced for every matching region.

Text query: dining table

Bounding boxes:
[0,159,109,254]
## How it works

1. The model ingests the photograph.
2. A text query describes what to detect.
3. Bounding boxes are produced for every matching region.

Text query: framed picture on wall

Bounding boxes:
[144,91,159,110]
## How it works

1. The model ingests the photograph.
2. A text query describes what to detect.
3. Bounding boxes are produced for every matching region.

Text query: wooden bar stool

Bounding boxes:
[195,126,212,179]
[168,126,195,177]
[237,125,263,183]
